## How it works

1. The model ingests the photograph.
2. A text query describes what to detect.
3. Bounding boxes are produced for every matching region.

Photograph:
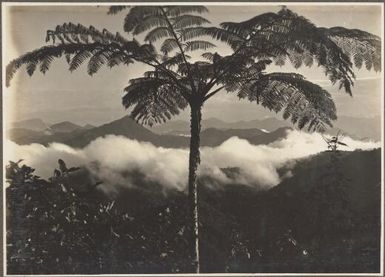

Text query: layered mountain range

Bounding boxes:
[7,115,381,148]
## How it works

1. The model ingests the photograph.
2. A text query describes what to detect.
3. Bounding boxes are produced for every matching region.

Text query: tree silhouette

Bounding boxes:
[6,6,381,272]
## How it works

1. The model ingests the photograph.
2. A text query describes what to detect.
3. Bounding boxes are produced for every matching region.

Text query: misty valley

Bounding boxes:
[5,116,381,274]
[4,4,382,275]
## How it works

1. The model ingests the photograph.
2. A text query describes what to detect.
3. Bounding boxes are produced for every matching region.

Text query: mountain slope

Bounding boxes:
[50,121,82,133]
[64,116,166,148]
[150,117,290,135]
[8,116,291,148]
[199,148,381,272]
[92,148,382,273]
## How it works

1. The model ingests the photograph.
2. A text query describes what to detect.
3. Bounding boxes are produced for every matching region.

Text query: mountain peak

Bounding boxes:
[50,121,82,133]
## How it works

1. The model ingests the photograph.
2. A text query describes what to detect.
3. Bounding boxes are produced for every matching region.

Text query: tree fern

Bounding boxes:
[208,8,367,96]
[122,76,188,126]
[6,7,382,272]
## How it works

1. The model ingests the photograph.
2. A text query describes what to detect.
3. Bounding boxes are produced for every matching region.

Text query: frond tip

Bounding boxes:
[5,24,146,86]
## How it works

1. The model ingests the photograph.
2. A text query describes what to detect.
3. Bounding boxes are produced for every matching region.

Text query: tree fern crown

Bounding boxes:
[6,6,381,132]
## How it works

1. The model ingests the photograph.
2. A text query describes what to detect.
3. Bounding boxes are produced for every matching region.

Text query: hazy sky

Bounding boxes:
[3,4,383,126]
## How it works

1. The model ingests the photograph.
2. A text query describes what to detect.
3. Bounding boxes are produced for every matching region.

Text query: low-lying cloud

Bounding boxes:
[4,130,380,192]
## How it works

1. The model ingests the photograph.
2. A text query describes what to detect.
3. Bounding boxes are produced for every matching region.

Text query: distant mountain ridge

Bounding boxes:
[7,116,291,148]
[151,117,291,135]
[50,121,83,133]
[150,116,381,141]
[8,114,380,149]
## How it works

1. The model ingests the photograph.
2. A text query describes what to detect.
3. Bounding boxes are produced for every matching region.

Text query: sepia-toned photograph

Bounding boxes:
[2,2,383,275]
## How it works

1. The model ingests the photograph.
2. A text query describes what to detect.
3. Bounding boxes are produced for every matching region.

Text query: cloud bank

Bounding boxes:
[4,130,380,192]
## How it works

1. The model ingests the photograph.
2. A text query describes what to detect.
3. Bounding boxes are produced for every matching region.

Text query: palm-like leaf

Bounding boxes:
[144,27,173,43]
[172,15,210,29]
[181,27,244,48]
[320,26,381,71]
[184,40,216,52]
[161,53,190,68]
[236,73,337,131]
[132,15,168,35]
[213,8,381,96]
[122,75,188,126]
[6,24,143,86]
[160,38,179,54]
[122,6,162,33]
[165,6,208,17]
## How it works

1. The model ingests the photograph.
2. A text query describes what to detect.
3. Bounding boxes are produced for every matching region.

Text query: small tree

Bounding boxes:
[6,6,381,272]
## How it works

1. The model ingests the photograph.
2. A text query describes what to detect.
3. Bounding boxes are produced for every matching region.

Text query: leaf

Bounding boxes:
[235,72,337,132]
[69,50,93,72]
[160,38,179,54]
[216,8,359,95]
[172,15,210,29]
[184,40,216,52]
[133,15,168,35]
[123,6,162,33]
[122,76,188,126]
[166,6,208,17]
[108,5,129,15]
[198,27,245,49]
[145,27,173,43]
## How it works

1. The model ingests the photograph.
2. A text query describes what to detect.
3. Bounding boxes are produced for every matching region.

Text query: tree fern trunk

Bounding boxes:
[188,104,202,273]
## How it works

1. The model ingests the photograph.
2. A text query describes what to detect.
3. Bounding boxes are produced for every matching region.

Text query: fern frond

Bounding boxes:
[184,40,216,52]
[87,49,111,75]
[166,6,208,17]
[160,38,179,54]
[320,26,381,72]
[108,5,130,15]
[46,23,129,46]
[123,6,162,33]
[133,15,168,35]
[215,8,357,95]
[172,14,210,29]
[198,27,245,48]
[161,53,190,68]
[122,76,188,126]
[236,72,336,132]
[6,42,137,86]
[144,27,173,43]
[69,49,94,72]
